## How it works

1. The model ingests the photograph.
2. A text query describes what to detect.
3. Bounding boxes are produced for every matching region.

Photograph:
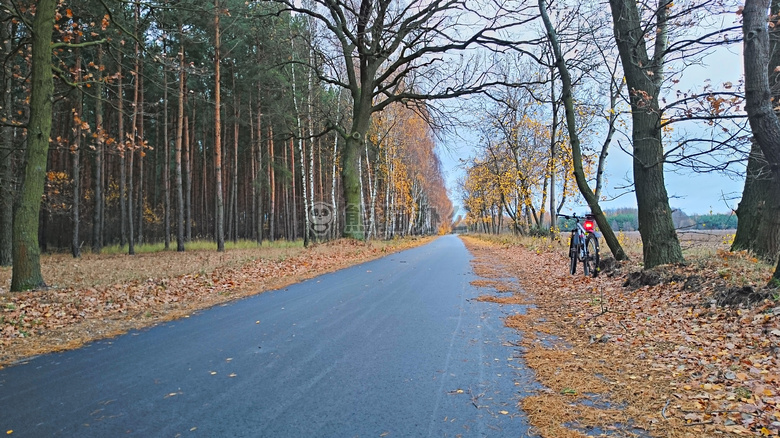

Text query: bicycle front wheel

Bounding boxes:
[569,235,577,275]
[584,234,600,277]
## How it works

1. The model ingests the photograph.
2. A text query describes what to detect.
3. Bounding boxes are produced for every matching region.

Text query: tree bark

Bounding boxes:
[731,141,780,260]
[71,44,83,258]
[163,44,171,250]
[11,0,56,291]
[118,53,127,249]
[92,46,104,254]
[231,76,239,244]
[742,0,780,284]
[214,0,225,251]
[607,0,683,268]
[732,0,780,263]
[185,113,192,242]
[175,40,186,251]
[268,125,275,241]
[255,89,263,244]
[1,19,15,266]
[137,65,144,246]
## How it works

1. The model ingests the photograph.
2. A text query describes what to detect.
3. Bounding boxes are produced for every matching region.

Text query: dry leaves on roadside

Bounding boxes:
[0,238,428,366]
[462,235,780,438]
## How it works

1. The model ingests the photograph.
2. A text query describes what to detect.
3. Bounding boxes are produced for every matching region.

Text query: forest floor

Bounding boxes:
[0,237,431,367]
[462,231,780,438]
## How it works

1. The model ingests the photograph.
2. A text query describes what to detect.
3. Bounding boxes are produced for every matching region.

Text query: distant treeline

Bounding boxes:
[557,208,737,232]
[598,208,737,231]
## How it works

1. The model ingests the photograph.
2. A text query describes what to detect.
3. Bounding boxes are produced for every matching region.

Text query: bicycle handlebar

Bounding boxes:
[559,213,581,220]
[559,213,594,221]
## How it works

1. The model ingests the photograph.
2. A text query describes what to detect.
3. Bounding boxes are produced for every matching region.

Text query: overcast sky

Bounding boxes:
[438,22,746,218]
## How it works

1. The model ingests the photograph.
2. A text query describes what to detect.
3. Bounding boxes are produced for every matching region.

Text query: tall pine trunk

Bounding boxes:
[175,41,186,251]
[92,47,104,254]
[163,45,171,250]
[136,70,145,245]
[214,0,225,251]
[254,92,263,244]
[185,114,192,242]
[11,0,55,291]
[268,126,275,241]
[71,43,82,258]
[118,54,127,248]
[231,78,239,244]
[1,19,15,266]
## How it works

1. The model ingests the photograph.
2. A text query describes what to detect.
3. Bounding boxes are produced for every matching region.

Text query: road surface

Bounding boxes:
[0,235,537,437]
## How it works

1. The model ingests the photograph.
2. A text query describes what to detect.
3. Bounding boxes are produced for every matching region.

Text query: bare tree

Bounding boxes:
[607,0,684,268]
[273,0,532,238]
[539,0,628,262]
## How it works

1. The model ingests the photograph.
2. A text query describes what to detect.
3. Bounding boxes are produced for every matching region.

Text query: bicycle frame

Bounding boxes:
[560,213,600,277]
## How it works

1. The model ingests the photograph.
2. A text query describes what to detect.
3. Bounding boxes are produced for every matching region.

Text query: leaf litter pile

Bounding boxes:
[0,238,428,367]
[461,235,780,437]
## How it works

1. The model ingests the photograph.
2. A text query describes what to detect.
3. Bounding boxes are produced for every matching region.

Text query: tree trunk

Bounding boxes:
[92,46,104,254]
[1,19,15,266]
[175,41,186,251]
[255,90,263,244]
[287,139,294,240]
[185,113,192,242]
[331,91,341,241]
[742,0,780,284]
[268,125,275,241]
[342,118,370,239]
[608,0,683,268]
[163,45,171,250]
[71,44,83,258]
[232,82,239,244]
[732,142,780,260]
[11,0,56,291]
[136,67,145,246]
[214,0,225,252]
[118,53,127,249]
[539,0,627,262]
[732,0,780,263]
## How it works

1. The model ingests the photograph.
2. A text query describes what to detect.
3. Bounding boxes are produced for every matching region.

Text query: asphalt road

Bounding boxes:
[0,235,537,437]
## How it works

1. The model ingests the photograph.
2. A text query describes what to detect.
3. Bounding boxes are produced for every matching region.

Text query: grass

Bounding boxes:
[99,239,304,255]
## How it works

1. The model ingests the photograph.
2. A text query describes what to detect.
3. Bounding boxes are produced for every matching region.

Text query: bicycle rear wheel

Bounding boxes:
[584,234,600,277]
[569,235,577,275]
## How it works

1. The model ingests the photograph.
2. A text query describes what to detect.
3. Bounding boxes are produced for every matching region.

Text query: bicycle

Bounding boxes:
[560,213,600,277]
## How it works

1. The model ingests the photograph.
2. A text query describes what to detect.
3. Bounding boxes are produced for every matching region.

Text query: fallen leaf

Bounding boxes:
[499,410,509,415]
